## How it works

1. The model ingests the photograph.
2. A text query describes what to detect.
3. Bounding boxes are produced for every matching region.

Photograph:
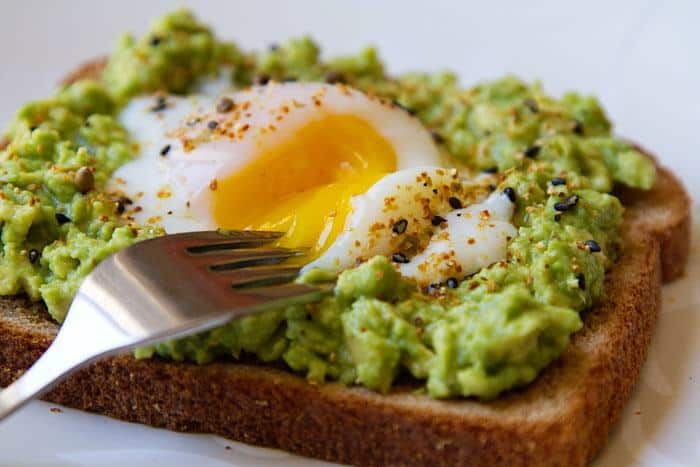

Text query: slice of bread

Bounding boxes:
[0,60,691,467]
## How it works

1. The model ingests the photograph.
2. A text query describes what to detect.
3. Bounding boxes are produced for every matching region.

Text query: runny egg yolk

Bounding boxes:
[211,114,397,261]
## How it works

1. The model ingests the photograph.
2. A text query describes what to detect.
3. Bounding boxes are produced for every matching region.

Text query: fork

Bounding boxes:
[0,230,331,420]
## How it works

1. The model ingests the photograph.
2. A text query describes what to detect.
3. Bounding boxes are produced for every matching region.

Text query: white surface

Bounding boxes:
[0,1,698,466]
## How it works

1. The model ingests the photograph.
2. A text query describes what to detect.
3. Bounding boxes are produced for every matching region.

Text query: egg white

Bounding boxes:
[112,82,444,233]
[112,81,517,286]
[304,167,517,285]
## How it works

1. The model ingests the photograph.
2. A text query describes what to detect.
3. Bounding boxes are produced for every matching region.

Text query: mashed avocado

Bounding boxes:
[1,9,655,398]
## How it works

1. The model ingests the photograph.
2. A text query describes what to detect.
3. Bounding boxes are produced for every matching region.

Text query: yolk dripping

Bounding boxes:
[211,114,397,261]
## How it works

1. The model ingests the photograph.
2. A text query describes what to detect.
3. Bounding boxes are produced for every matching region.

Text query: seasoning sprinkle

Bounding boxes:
[430,129,444,144]
[254,74,271,85]
[572,120,584,135]
[393,100,416,116]
[115,200,126,215]
[448,197,462,209]
[28,249,40,264]
[149,36,162,46]
[216,97,234,113]
[391,252,410,264]
[207,120,218,130]
[160,144,171,157]
[150,96,167,112]
[392,218,408,235]
[524,98,539,113]
[324,70,345,84]
[524,145,541,158]
[554,213,562,222]
[550,177,566,186]
[268,42,279,51]
[74,166,94,194]
[482,167,498,174]
[55,213,71,225]
[554,194,579,212]
[576,273,586,290]
[585,239,601,252]
[503,187,516,203]
[431,215,447,226]
[446,277,459,289]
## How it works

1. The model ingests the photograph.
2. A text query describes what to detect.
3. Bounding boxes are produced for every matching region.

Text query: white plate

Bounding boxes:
[0,1,698,465]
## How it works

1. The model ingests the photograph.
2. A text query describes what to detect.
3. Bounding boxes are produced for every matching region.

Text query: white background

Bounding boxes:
[0,1,698,466]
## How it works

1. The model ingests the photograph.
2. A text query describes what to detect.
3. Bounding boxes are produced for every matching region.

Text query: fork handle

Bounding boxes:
[0,295,133,420]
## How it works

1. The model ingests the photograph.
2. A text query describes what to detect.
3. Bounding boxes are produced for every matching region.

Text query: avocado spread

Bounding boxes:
[0,10,656,399]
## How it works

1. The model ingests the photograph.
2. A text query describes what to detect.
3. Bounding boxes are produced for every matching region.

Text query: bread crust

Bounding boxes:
[0,60,691,466]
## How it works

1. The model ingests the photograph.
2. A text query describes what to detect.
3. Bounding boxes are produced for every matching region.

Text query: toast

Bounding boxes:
[0,59,691,467]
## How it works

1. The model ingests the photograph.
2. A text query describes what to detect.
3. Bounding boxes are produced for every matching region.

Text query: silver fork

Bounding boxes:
[0,230,331,420]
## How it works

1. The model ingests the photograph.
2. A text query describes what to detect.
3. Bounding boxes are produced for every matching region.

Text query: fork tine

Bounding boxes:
[239,282,333,302]
[217,265,301,288]
[200,247,308,270]
[170,230,286,252]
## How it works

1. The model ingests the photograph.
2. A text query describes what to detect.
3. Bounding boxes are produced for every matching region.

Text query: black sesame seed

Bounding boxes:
[150,36,162,46]
[254,74,271,85]
[207,120,219,130]
[28,249,40,264]
[524,98,539,113]
[268,42,279,51]
[393,100,416,116]
[160,144,171,157]
[585,239,601,252]
[55,213,71,225]
[554,194,579,212]
[554,213,562,222]
[448,197,462,209]
[446,277,459,289]
[430,129,444,144]
[524,145,541,158]
[551,177,567,186]
[392,218,408,235]
[216,97,234,113]
[482,167,498,174]
[391,252,410,264]
[431,215,447,226]
[187,118,201,127]
[488,184,497,191]
[503,187,516,203]
[116,201,126,215]
[151,96,167,112]
[576,273,586,290]
[324,70,345,84]
[572,120,584,135]
[427,283,441,294]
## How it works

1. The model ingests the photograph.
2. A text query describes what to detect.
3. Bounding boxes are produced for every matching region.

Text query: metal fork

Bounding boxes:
[0,230,331,420]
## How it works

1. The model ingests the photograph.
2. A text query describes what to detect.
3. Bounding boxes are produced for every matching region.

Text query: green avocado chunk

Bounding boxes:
[0,9,655,398]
